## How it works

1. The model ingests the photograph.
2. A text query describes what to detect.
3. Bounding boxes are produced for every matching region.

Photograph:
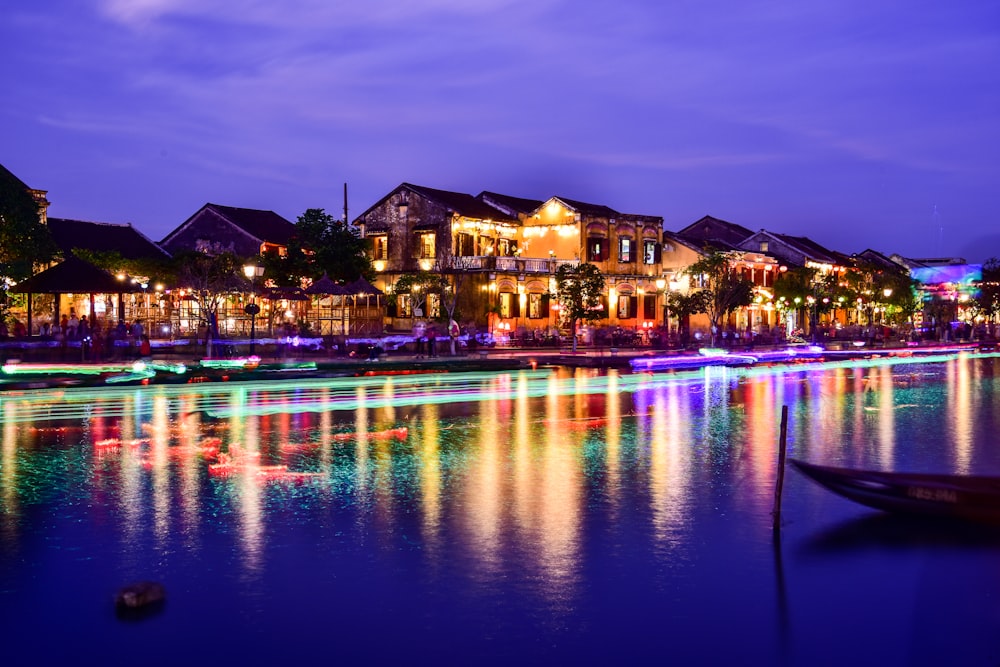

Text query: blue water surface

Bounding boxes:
[2,355,1000,666]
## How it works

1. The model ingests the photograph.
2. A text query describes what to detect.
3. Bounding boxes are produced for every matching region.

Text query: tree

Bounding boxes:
[972,258,1000,331]
[268,208,373,286]
[684,251,754,345]
[170,251,244,357]
[72,248,170,289]
[842,259,918,327]
[390,271,445,319]
[773,266,841,340]
[388,271,467,355]
[666,290,711,348]
[555,263,606,352]
[0,171,57,326]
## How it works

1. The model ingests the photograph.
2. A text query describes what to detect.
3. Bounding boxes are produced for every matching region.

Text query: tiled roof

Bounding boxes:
[676,215,755,246]
[554,197,620,219]
[48,217,170,260]
[773,233,843,265]
[477,191,545,216]
[205,203,297,245]
[671,230,742,253]
[11,256,146,294]
[403,184,516,222]
[662,230,714,254]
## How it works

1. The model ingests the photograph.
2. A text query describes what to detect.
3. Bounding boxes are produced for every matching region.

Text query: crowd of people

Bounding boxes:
[0,310,151,361]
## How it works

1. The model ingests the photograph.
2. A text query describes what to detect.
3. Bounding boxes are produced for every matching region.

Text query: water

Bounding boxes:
[3,354,1000,666]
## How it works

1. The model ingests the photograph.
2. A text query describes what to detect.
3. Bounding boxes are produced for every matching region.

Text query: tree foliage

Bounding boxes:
[973,257,1000,323]
[555,263,605,352]
[684,251,754,344]
[170,251,245,355]
[841,259,919,325]
[72,248,171,288]
[390,271,452,321]
[0,172,58,324]
[267,208,373,286]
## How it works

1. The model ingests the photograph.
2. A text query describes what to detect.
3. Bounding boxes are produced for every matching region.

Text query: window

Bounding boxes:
[373,235,388,260]
[428,293,440,319]
[418,233,436,259]
[398,294,412,318]
[759,241,769,252]
[643,294,657,319]
[643,240,655,264]
[617,295,636,319]
[499,292,521,318]
[498,238,518,257]
[455,233,474,257]
[619,238,634,263]
[587,237,606,262]
[529,293,550,319]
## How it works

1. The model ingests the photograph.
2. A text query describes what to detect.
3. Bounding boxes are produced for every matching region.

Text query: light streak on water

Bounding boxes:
[1,353,994,427]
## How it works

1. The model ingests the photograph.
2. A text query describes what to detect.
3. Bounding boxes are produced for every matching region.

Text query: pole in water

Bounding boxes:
[772,404,789,532]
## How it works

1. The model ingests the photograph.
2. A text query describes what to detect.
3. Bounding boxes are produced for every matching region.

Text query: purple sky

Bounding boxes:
[3,1,999,262]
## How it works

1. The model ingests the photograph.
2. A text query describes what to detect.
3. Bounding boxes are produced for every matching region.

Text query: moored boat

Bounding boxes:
[791,458,1000,522]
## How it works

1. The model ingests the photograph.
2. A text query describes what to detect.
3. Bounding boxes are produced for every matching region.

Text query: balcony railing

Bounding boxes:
[448,256,579,274]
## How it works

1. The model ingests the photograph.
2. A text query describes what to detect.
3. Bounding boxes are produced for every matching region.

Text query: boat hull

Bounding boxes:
[791,459,1000,523]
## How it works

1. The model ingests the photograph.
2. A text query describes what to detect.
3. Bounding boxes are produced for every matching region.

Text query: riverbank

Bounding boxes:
[0,340,989,392]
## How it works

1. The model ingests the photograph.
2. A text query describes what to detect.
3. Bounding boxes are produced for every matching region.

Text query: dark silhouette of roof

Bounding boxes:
[0,162,31,190]
[345,276,383,295]
[48,217,170,261]
[205,203,297,245]
[304,273,348,295]
[10,256,145,294]
[160,203,297,247]
[676,215,755,246]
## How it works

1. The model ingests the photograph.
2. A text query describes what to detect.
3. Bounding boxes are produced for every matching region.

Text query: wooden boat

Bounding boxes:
[791,458,1000,522]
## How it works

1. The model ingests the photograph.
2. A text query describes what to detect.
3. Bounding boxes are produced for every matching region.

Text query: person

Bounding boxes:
[139,334,151,359]
[130,320,144,359]
[13,319,26,339]
[67,310,79,340]
[427,326,437,357]
[91,325,105,362]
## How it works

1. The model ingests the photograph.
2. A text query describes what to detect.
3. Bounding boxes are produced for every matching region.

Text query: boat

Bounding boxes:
[790,458,1000,522]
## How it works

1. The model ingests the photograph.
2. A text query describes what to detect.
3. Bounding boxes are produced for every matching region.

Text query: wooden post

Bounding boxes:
[772,404,789,532]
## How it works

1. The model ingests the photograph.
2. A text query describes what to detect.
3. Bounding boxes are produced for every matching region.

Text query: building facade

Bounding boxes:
[353,183,666,340]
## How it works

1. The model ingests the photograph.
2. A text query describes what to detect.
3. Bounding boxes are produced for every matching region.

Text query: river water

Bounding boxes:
[2,353,1000,666]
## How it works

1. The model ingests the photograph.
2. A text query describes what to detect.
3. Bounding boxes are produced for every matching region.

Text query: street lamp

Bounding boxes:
[806,295,817,343]
[243,263,264,356]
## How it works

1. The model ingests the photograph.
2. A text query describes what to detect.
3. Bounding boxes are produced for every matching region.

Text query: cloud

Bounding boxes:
[97,0,546,30]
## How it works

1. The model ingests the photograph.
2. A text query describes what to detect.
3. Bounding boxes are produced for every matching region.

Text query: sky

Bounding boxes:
[2,0,999,262]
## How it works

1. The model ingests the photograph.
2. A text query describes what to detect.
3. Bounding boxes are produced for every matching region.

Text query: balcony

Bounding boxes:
[449,256,579,274]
